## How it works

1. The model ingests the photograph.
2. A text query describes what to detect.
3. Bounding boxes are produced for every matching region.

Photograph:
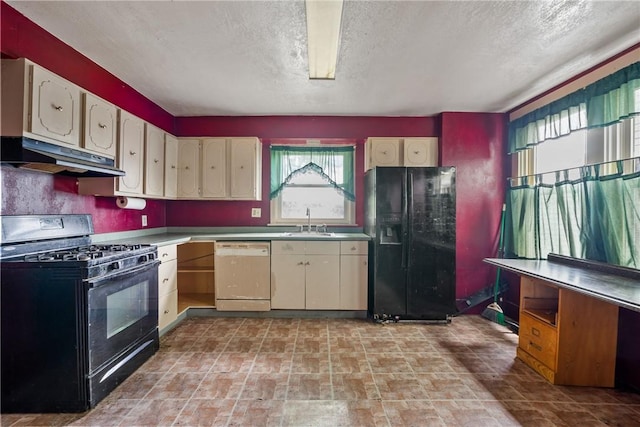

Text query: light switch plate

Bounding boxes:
[251,208,261,218]
[142,215,148,227]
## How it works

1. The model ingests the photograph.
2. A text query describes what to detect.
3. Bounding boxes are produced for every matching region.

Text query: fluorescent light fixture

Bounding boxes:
[305,0,343,79]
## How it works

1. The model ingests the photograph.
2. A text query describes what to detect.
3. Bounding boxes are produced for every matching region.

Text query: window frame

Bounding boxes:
[269,144,356,226]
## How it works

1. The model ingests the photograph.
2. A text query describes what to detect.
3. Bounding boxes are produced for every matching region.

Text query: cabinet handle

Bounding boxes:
[240,166,244,169]
[163,278,169,282]
[185,166,190,170]
[531,327,540,337]
[413,151,419,155]
[162,253,169,257]
[211,166,215,169]
[529,341,542,352]
[305,261,310,266]
[154,159,159,163]
[164,310,170,314]
[129,150,136,156]
[297,262,304,266]
[98,123,107,129]
[171,165,176,169]
[52,104,63,111]
[382,151,387,155]
[351,246,356,251]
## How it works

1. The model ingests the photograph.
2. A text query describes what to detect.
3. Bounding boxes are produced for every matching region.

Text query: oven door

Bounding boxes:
[86,260,159,373]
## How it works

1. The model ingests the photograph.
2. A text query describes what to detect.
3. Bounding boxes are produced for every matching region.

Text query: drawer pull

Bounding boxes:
[297,262,304,266]
[162,253,169,257]
[529,341,542,352]
[164,310,170,314]
[53,104,63,111]
[163,278,169,282]
[129,150,137,156]
[531,327,540,337]
[98,123,107,129]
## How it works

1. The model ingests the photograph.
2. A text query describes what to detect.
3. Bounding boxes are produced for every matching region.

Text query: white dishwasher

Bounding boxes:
[214,242,271,311]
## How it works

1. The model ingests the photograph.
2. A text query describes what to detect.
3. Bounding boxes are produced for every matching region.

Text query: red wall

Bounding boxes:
[168,116,438,227]
[440,112,508,304]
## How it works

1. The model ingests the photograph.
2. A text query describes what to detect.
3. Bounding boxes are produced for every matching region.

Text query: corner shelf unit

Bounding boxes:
[177,242,216,312]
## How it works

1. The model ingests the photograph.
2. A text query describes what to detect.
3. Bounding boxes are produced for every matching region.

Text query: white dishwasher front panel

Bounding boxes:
[214,242,271,311]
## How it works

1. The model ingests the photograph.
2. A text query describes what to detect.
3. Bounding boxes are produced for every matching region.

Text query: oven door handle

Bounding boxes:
[88,260,160,288]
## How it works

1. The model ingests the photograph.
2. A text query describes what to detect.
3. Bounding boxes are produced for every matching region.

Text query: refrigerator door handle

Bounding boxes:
[401,171,410,269]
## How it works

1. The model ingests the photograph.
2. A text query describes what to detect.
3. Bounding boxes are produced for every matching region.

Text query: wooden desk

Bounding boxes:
[484,254,640,387]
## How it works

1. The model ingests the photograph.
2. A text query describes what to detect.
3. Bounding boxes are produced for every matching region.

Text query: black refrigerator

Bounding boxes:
[364,167,456,321]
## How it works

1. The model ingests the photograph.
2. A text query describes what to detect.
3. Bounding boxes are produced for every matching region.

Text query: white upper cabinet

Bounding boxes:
[144,123,165,197]
[82,92,117,157]
[117,110,145,195]
[1,58,80,147]
[366,138,401,168]
[201,138,227,198]
[403,137,439,167]
[230,137,261,199]
[31,65,81,146]
[177,138,201,198]
[164,134,179,198]
[365,137,439,171]
[176,137,262,200]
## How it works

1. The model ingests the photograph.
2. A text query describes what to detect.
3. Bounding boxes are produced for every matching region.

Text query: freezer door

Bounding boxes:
[406,167,457,319]
[368,167,408,316]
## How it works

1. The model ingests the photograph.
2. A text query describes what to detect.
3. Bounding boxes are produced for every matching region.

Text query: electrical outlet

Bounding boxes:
[251,208,261,218]
[141,215,148,227]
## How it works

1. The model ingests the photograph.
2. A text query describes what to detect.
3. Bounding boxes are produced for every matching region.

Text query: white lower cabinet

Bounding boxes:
[271,241,342,310]
[157,244,178,331]
[339,241,368,310]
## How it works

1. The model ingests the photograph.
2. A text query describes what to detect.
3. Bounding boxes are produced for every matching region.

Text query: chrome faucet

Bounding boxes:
[306,207,311,232]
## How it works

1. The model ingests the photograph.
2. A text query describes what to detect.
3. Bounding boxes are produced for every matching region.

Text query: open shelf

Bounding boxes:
[178,292,215,313]
[522,297,558,326]
[177,242,216,309]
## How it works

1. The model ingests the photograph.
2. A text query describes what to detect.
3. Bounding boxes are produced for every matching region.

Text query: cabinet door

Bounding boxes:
[177,139,200,198]
[404,137,438,167]
[83,93,117,157]
[117,110,144,195]
[201,138,227,198]
[367,138,401,169]
[340,253,368,310]
[230,137,260,199]
[144,124,165,197]
[30,65,80,146]
[271,254,306,309]
[164,134,179,198]
[305,254,340,309]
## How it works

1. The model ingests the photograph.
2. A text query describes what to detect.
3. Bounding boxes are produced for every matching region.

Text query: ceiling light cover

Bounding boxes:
[305,0,344,79]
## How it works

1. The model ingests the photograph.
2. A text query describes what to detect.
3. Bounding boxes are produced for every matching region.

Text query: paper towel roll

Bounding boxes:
[116,197,146,210]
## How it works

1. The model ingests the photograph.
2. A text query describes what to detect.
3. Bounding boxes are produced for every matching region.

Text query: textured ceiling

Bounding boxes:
[6,0,640,117]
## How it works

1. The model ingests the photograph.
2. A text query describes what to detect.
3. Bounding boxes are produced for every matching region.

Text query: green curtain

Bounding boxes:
[508,62,640,153]
[270,145,355,201]
[506,165,640,269]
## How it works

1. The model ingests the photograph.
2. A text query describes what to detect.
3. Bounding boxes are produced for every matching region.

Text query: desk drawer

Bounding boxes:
[519,312,557,370]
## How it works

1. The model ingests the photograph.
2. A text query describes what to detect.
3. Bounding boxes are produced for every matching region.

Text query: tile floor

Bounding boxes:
[2,315,640,426]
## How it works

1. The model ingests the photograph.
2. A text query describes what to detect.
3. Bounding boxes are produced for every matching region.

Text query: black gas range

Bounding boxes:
[1,214,160,413]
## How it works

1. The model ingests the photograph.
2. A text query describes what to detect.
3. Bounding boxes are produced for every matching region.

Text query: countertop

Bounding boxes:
[92,228,370,247]
[484,257,640,313]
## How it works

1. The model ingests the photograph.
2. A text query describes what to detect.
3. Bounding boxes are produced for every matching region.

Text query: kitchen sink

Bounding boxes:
[281,232,335,237]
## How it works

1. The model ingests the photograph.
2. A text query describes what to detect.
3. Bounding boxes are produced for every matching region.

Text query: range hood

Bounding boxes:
[1,137,125,178]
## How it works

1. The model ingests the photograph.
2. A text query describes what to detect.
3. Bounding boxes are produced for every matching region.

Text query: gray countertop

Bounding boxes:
[93,229,370,247]
[484,258,640,313]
